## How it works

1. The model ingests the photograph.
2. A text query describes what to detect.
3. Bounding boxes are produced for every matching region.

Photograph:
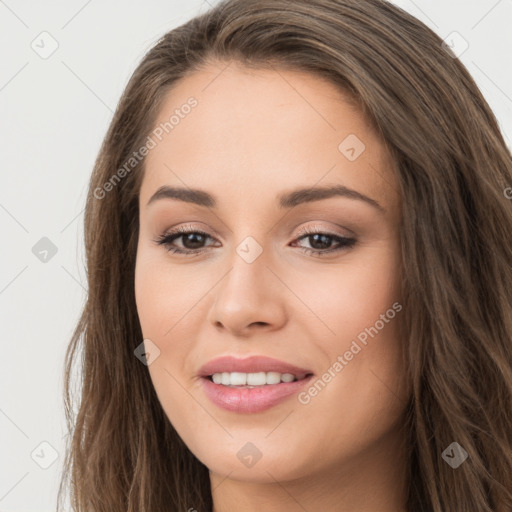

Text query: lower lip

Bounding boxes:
[200,375,314,413]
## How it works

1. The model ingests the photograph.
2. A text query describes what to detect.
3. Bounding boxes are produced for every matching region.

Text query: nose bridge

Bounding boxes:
[235,234,266,265]
[220,235,270,305]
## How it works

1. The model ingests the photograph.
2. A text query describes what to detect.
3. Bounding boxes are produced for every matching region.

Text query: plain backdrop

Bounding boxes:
[1,1,511,510]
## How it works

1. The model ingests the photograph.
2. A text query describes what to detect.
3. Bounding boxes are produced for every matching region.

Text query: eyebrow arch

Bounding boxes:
[146,184,385,213]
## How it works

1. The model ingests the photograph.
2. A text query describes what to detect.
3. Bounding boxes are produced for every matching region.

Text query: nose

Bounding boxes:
[206,246,288,337]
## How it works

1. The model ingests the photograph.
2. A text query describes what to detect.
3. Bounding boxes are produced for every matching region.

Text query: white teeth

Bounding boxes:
[230,372,247,386]
[266,372,281,385]
[210,371,298,386]
[246,372,266,385]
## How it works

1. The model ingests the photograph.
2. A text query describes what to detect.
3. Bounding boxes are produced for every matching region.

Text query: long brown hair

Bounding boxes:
[58,0,512,510]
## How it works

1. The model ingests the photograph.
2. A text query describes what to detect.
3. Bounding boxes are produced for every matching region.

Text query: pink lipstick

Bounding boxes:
[198,355,314,413]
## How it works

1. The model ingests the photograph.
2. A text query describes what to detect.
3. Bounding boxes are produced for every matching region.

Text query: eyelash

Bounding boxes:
[154,225,356,258]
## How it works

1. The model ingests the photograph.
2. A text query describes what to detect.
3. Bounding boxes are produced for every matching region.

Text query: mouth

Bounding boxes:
[198,355,315,413]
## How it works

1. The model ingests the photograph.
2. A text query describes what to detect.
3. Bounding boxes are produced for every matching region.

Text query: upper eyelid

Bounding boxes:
[163,224,351,240]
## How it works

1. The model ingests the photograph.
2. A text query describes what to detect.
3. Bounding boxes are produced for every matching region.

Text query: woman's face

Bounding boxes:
[135,61,409,485]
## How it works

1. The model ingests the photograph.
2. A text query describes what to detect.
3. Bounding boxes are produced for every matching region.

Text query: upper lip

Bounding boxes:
[198,356,314,379]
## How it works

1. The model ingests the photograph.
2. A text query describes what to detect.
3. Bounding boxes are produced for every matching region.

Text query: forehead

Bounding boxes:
[140,61,399,219]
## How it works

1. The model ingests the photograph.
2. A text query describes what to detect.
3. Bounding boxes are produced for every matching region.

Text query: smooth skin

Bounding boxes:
[135,61,410,512]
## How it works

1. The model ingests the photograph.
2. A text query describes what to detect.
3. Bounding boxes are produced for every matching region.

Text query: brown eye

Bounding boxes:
[154,226,356,258]
[293,231,356,256]
[177,232,208,250]
[155,227,215,256]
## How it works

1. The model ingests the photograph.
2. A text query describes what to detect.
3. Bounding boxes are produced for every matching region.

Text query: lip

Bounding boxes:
[198,355,314,413]
[200,375,314,413]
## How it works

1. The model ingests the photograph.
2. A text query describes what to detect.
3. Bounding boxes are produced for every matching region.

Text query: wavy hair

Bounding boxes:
[58,0,512,510]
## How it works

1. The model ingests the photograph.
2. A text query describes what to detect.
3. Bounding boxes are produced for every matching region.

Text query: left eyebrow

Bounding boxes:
[278,184,385,213]
[146,184,385,213]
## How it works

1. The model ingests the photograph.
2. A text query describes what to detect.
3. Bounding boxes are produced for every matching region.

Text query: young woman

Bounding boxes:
[59,1,512,510]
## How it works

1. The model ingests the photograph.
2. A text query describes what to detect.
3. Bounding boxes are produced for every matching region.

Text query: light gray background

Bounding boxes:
[1,1,511,510]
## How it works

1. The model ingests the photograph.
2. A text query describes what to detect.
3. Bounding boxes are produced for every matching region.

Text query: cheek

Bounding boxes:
[134,256,205,445]
[294,248,406,443]
[296,312,406,470]
[134,250,194,338]
[289,245,401,343]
